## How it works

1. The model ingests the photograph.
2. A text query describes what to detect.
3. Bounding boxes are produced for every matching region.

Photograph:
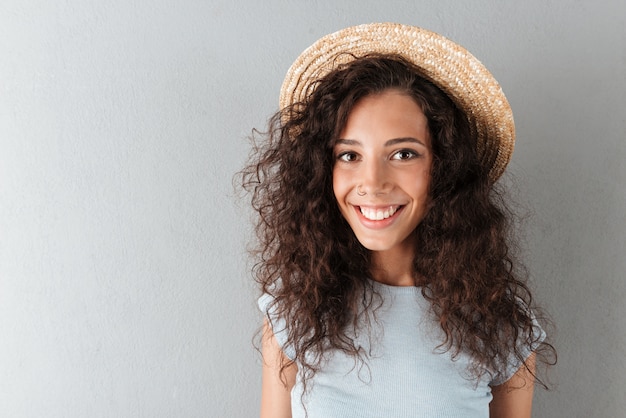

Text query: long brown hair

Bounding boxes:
[240,54,555,388]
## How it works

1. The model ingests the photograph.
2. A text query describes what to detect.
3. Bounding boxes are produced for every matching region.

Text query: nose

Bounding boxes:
[359,158,391,196]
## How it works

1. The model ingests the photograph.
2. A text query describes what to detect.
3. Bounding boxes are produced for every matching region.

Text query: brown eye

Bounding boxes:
[337,152,359,162]
[392,150,418,160]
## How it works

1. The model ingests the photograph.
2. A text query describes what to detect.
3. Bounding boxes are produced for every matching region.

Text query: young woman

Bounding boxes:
[241,23,555,418]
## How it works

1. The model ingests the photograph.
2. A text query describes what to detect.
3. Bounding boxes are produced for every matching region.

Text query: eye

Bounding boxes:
[391,149,418,160]
[336,151,359,162]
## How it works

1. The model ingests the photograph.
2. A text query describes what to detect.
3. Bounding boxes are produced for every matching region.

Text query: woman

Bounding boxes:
[241,23,555,418]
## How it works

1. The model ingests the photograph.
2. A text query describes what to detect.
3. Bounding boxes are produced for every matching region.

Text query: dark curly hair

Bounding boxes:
[240,54,555,390]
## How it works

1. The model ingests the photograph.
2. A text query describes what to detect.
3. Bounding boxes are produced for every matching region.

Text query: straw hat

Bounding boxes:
[279,23,515,181]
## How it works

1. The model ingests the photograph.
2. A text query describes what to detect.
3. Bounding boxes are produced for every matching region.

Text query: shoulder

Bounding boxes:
[258,292,296,361]
[489,353,537,418]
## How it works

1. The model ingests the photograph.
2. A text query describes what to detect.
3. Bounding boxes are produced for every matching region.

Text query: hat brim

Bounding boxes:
[279,23,515,181]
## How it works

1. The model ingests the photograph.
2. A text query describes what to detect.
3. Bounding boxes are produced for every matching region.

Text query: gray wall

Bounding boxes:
[1,1,624,417]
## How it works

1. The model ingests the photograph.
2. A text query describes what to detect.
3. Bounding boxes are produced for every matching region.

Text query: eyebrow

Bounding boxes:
[335,137,428,147]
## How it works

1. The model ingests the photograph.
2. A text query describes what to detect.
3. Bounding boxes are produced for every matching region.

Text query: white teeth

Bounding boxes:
[360,206,399,221]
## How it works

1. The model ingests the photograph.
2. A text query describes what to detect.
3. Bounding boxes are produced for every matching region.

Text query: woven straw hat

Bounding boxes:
[279,23,515,181]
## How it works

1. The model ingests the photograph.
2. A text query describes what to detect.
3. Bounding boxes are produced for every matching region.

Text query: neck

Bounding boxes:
[369,245,416,287]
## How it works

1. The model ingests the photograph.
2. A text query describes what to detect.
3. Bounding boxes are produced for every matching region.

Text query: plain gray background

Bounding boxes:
[1,1,624,417]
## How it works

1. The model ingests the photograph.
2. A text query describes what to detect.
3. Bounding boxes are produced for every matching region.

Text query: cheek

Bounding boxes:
[405,169,432,204]
[332,169,346,201]
[331,170,354,221]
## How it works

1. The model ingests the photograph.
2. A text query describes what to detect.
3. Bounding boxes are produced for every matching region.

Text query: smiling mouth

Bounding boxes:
[359,205,401,221]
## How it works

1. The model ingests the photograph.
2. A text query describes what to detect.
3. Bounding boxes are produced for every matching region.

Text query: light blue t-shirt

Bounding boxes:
[259,281,544,418]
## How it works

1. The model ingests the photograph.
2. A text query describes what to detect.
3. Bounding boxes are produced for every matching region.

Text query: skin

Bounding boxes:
[260,320,296,418]
[260,89,536,417]
[332,90,432,286]
[489,354,537,418]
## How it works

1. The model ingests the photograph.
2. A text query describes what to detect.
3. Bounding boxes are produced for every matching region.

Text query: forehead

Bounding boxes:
[334,91,431,152]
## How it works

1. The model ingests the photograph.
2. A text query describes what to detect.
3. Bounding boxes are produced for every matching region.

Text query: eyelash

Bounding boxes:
[391,149,419,160]
[335,149,420,162]
[336,152,358,162]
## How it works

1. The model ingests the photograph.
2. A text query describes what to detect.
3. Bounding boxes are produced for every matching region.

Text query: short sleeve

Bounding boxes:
[258,293,296,360]
[490,313,546,386]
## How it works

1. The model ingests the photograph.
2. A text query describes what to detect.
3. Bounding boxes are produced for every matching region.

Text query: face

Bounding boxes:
[332,89,433,256]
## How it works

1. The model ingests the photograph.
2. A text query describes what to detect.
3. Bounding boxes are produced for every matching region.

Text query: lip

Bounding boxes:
[353,204,405,229]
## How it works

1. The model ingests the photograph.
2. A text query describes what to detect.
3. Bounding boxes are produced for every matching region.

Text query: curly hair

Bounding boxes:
[240,54,555,390]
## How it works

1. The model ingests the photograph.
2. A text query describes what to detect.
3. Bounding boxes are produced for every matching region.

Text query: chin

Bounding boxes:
[354,237,398,252]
